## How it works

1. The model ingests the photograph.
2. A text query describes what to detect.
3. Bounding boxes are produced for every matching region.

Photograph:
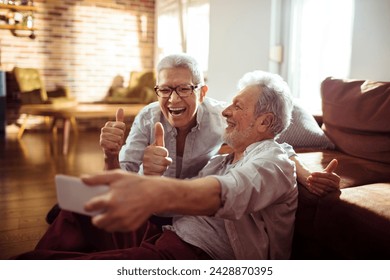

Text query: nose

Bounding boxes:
[222,105,232,117]
[168,90,181,102]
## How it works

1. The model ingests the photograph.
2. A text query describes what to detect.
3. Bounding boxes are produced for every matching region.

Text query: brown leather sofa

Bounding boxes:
[291,77,390,259]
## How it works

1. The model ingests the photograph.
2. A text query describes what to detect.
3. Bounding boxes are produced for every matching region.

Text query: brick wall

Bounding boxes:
[0,0,155,102]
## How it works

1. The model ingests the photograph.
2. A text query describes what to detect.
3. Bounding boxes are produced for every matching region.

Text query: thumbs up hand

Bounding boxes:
[154,121,165,147]
[306,159,341,196]
[100,108,127,163]
[142,122,173,176]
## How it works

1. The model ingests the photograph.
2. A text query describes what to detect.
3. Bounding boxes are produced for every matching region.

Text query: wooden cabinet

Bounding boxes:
[0,3,37,31]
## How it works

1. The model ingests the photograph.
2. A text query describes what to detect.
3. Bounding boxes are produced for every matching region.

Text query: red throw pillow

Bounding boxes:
[321,77,390,164]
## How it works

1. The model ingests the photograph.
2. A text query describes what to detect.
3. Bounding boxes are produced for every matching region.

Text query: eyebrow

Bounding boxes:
[232,96,240,103]
[233,97,244,106]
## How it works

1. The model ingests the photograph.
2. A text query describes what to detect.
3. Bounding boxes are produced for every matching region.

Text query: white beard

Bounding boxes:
[223,122,255,148]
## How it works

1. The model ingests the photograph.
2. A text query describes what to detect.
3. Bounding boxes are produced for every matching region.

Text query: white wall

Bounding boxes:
[207,0,272,102]
[350,0,390,81]
[206,0,390,103]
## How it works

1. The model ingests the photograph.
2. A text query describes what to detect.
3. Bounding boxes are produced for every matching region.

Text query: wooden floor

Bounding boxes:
[0,127,105,259]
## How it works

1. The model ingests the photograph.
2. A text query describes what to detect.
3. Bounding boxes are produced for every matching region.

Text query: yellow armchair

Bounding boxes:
[13,67,76,105]
[105,70,157,104]
[13,67,77,139]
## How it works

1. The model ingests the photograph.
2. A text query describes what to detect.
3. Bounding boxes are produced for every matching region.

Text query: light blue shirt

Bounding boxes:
[119,97,227,179]
[169,140,298,259]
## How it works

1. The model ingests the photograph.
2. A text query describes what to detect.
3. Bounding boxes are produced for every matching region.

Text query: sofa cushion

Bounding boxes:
[321,77,390,164]
[19,89,45,104]
[277,103,335,149]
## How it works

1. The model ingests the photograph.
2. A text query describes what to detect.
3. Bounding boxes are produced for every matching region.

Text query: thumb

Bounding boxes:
[154,122,165,147]
[116,108,124,122]
[324,159,338,173]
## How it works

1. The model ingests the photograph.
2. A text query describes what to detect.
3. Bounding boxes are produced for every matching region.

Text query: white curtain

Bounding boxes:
[283,0,355,112]
[156,0,210,72]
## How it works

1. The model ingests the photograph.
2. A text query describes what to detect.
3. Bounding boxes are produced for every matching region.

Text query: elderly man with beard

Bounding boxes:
[15,70,298,260]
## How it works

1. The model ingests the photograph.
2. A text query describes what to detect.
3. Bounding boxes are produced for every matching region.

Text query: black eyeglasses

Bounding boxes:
[154,84,201,98]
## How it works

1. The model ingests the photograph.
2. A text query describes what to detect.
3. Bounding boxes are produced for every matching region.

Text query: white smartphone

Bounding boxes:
[55,174,110,216]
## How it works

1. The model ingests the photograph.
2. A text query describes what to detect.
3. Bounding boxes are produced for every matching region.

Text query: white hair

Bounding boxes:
[238,70,293,136]
[157,53,204,85]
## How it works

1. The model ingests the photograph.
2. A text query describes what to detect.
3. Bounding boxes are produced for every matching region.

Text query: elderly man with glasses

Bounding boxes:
[44,54,228,225]
[101,53,227,180]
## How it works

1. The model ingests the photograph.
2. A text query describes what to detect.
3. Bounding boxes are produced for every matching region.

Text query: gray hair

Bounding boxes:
[237,70,293,136]
[156,53,204,85]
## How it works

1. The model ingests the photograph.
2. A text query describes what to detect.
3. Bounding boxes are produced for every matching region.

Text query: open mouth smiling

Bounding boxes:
[226,120,236,128]
[168,107,186,116]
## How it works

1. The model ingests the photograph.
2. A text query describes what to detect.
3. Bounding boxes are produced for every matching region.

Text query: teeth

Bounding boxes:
[168,107,186,116]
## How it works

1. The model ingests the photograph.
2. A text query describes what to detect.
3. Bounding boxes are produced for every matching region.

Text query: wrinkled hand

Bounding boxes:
[306,159,341,196]
[100,108,126,158]
[142,122,172,176]
[83,170,159,232]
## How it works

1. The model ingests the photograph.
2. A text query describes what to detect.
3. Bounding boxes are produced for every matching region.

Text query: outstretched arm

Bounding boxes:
[82,170,221,232]
[291,156,340,196]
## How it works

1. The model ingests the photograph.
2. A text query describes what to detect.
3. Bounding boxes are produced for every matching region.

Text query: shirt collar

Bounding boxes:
[159,113,174,134]
[195,103,204,131]
[244,139,276,156]
[222,139,275,164]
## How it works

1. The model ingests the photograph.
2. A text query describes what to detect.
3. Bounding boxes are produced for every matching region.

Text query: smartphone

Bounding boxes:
[55,174,109,216]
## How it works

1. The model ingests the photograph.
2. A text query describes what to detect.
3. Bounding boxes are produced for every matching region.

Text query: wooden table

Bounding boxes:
[18,103,145,154]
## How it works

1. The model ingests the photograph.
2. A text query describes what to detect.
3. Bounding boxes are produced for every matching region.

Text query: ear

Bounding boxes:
[198,85,208,103]
[256,113,274,133]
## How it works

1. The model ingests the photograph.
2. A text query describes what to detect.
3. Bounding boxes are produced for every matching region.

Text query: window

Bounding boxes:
[280,0,355,112]
[155,0,210,72]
